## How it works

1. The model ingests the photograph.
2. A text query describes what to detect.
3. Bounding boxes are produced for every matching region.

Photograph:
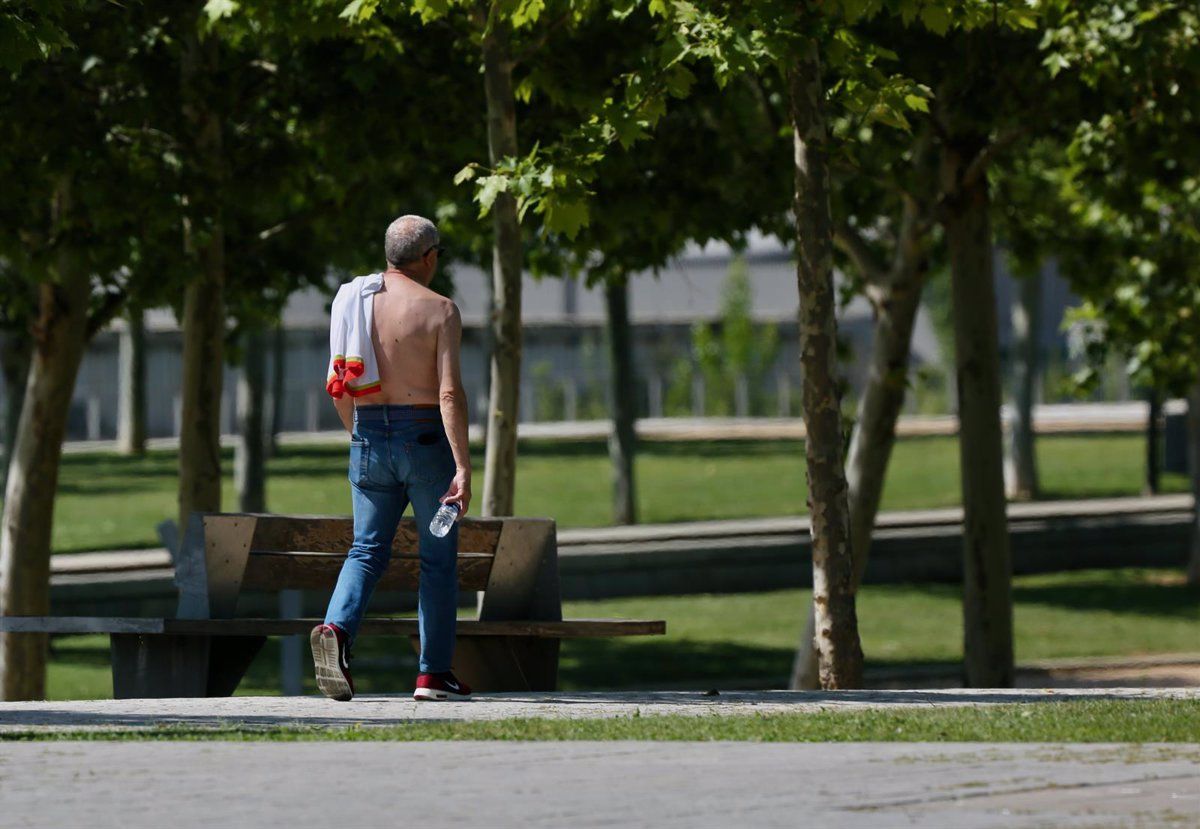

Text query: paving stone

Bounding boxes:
[0,741,1196,829]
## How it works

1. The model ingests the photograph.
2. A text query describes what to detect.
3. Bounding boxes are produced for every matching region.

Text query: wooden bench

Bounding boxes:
[2,512,665,698]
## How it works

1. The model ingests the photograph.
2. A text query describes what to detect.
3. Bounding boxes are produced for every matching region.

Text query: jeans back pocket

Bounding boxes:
[408,429,454,486]
[349,434,371,485]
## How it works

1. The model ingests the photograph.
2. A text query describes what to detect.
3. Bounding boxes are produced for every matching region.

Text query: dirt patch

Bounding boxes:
[1018,663,1200,689]
[867,656,1200,690]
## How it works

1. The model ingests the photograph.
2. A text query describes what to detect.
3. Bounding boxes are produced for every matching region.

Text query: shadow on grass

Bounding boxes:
[56,479,178,496]
[1036,484,1190,501]
[559,639,794,689]
[1011,578,1200,619]
[48,641,111,666]
[515,439,807,460]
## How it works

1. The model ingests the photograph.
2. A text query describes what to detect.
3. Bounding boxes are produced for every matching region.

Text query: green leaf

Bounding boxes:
[453,165,477,185]
[511,0,546,29]
[839,0,871,24]
[514,75,537,104]
[919,5,951,36]
[203,0,239,24]
[1043,53,1070,78]
[476,175,509,215]
[1009,9,1039,29]
[545,197,590,238]
[340,0,381,24]
[902,93,929,112]
[411,0,452,22]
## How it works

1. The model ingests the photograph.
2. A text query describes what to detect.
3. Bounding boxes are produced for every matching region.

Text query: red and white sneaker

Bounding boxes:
[414,672,472,701]
[310,623,355,702]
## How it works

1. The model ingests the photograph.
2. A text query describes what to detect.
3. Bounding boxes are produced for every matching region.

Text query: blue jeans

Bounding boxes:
[324,404,459,674]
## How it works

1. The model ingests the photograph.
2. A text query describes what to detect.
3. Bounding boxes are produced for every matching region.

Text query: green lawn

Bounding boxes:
[46,568,1200,700]
[7,699,1200,743]
[42,433,1185,553]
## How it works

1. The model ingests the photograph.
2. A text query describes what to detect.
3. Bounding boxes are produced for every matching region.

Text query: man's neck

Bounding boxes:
[383,267,427,287]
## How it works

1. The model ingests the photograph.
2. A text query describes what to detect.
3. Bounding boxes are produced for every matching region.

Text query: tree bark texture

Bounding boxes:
[1145,389,1161,496]
[942,143,1014,688]
[1006,268,1040,500]
[480,20,523,518]
[235,328,266,513]
[605,279,638,525]
[177,23,227,534]
[116,309,147,456]
[177,270,225,532]
[1,331,32,495]
[480,267,495,437]
[0,184,91,699]
[787,40,863,690]
[1187,378,1200,586]
[790,203,930,690]
[268,323,285,458]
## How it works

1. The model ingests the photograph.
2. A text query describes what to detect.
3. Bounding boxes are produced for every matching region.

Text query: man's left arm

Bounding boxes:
[332,395,354,433]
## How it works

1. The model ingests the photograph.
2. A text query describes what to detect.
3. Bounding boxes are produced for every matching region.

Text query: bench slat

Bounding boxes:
[0,617,167,635]
[247,515,505,556]
[241,551,494,592]
[0,616,665,638]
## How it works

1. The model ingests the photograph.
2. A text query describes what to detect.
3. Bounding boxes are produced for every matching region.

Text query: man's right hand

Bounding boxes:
[441,469,471,519]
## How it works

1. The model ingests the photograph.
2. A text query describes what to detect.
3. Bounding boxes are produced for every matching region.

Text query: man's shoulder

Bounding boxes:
[413,288,458,318]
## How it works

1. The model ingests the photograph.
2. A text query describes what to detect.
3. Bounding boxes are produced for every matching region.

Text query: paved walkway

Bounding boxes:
[1,741,1196,828]
[1,688,1195,732]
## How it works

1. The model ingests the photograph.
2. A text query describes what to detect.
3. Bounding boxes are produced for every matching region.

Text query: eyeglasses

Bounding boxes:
[424,244,446,258]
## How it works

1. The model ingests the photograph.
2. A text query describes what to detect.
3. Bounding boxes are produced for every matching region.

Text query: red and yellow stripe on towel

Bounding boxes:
[326,354,368,398]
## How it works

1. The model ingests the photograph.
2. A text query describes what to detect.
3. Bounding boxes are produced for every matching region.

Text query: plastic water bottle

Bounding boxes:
[429,502,459,538]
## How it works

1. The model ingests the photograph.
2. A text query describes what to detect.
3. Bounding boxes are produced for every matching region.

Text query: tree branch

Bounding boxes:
[86,288,127,340]
[962,125,1028,188]
[246,195,345,255]
[833,222,887,286]
[511,11,573,69]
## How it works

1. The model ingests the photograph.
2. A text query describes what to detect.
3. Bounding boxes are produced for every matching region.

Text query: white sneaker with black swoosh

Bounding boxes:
[310,623,355,702]
[414,671,472,701]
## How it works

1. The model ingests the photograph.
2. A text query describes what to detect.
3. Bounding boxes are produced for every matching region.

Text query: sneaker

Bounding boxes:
[413,671,472,701]
[310,623,355,702]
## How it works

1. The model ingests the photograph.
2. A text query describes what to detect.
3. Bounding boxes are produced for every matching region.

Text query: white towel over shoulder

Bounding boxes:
[326,273,384,399]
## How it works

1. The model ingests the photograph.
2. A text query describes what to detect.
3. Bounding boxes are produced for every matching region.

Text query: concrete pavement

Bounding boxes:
[0,741,1196,828]
[1,688,1195,732]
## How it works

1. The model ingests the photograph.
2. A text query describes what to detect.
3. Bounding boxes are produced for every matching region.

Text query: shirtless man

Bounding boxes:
[310,215,472,702]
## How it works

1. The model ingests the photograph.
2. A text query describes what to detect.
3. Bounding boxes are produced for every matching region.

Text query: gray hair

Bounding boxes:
[384,215,439,267]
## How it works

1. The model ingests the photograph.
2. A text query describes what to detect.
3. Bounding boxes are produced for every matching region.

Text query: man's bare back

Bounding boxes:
[356,273,453,406]
[329,215,470,516]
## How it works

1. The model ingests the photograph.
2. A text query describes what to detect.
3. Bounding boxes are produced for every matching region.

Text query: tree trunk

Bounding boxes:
[1145,389,1161,496]
[790,214,929,689]
[1186,378,1200,586]
[479,20,523,518]
[267,322,285,457]
[177,22,227,534]
[235,328,266,513]
[116,308,147,456]
[943,143,1014,688]
[1006,268,1040,500]
[177,270,225,531]
[787,39,863,690]
[605,279,637,525]
[477,267,496,438]
[1,331,32,495]
[0,183,92,699]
